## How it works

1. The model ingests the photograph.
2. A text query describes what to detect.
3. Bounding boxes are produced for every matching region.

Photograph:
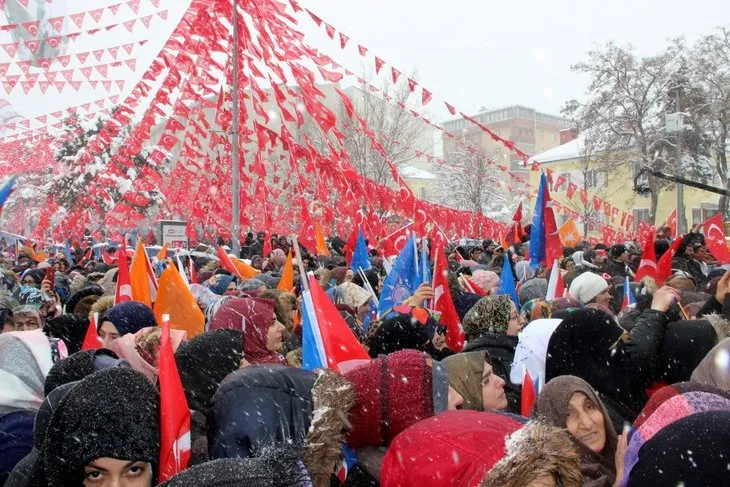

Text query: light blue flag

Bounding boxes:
[378,233,419,317]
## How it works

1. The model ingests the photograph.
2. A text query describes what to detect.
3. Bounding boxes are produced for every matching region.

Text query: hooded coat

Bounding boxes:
[208,366,354,487]
[532,375,618,487]
[43,348,124,396]
[32,367,160,487]
[380,411,525,487]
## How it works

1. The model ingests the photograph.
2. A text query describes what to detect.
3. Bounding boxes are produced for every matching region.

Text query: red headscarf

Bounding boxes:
[209,297,287,365]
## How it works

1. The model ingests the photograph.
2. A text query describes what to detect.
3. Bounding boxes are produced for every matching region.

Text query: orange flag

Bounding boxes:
[499,233,509,250]
[130,240,158,308]
[558,218,582,247]
[315,223,331,256]
[277,250,294,291]
[156,243,168,262]
[154,265,204,338]
[231,258,259,279]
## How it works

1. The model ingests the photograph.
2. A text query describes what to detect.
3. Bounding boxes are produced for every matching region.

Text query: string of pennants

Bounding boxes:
[22,0,514,245]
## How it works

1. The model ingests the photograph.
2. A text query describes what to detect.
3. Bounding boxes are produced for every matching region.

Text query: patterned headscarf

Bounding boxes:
[520,298,552,323]
[462,295,513,337]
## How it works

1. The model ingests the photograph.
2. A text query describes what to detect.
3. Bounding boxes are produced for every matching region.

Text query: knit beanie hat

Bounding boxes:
[99,300,157,336]
[344,350,444,448]
[568,272,608,304]
[42,314,90,355]
[158,451,310,487]
[39,367,160,487]
[462,295,513,338]
[470,270,500,294]
[517,278,548,306]
[43,348,124,396]
[175,329,244,412]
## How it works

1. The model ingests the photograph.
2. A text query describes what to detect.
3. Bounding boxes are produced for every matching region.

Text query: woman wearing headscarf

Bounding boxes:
[441,350,508,411]
[510,318,562,386]
[108,326,187,384]
[29,367,160,487]
[461,295,525,414]
[202,274,237,296]
[209,296,288,365]
[365,305,450,360]
[624,410,730,486]
[97,301,158,348]
[175,329,245,466]
[532,375,618,487]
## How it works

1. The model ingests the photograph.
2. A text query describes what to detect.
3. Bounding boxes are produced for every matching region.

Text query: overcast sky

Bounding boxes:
[4,0,730,125]
[299,0,730,120]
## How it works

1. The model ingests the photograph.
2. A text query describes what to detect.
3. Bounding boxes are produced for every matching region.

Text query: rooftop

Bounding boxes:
[400,165,437,180]
[443,105,571,129]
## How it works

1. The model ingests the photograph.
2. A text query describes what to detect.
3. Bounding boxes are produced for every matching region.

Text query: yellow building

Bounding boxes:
[527,136,720,237]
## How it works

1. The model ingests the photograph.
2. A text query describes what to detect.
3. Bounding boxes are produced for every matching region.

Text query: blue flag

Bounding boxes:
[529,173,547,269]
[0,176,17,217]
[497,255,519,307]
[350,227,372,272]
[378,233,419,317]
[301,277,326,370]
[64,244,75,266]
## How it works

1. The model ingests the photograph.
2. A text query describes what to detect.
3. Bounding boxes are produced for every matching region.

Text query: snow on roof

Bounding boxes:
[528,136,588,164]
[400,165,437,180]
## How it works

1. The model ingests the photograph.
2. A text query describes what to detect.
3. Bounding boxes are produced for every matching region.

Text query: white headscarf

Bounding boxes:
[510,319,562,385]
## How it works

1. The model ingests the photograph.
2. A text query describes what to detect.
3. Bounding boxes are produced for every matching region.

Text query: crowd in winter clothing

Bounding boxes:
[0,227,729,486]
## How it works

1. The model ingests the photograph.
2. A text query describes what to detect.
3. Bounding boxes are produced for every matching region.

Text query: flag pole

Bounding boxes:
[230,0,241,257]
[291,235,309,292]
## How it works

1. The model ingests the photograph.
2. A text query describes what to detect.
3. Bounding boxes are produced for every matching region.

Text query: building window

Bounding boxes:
[633,208,651,231]
[692,208,702,227]
[584,170,606,189]
[419,187,427,199]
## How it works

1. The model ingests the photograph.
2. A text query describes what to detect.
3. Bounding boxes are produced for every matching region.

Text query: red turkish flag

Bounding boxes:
[593,196,602,212]
[665,209,677,238]
[636,221,655,250]
[566,182,577,199]
[374,56,385,74]
[432,243,465,351]
[422,88,433,106]
[157,318,191,482]
[379,223,413,257]
[635,234,658,283]
[704,214,730,264]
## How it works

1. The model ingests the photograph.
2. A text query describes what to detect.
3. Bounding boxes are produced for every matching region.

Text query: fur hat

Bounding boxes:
[37,367,160,486]
[480,421,582,487]
[517,278,548,306]
[568,272,608,304]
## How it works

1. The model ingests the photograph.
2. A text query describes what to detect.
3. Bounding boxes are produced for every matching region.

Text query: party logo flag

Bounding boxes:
[497,255,519,307]
[431,244,465,351]
[157,316,191,482]
[114,238,132,305]
[301,273,369,372]
[350,227,372,272]
[63,243,76,266]
[81,313,101,351]
[130,240,158,308]
[277,250,294,291]
[154,265,205,338]
[0,176,16,217]
[558,218,582,247]
[529,174,547,268]
[621,276,636,311]
[378,233,419,317]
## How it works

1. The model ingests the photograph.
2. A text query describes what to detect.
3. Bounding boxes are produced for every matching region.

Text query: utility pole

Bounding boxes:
[675,89,685,235]
[231,0,241,256]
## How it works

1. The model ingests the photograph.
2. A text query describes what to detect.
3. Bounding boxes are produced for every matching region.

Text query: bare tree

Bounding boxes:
[563,42,681,225]
[691,28,730,218]
[433,141,510,220]
[339,69,431,187]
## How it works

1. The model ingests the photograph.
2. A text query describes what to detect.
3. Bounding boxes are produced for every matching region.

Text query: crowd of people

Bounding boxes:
[0,224,729,486]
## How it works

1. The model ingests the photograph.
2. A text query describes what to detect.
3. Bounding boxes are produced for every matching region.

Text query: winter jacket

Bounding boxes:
[623,309,668,394]
[696,292,730,319]
[602,259,630,278]
[462,333,521,414]
[671,255,706,291]
[209,366,355,487]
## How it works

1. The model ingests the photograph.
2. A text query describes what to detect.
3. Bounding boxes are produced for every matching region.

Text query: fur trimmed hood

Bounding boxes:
[480,421,582,487]
[704,313,730,341]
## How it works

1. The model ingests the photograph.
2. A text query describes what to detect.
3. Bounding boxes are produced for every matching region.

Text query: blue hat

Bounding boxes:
[99,301,157,336]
